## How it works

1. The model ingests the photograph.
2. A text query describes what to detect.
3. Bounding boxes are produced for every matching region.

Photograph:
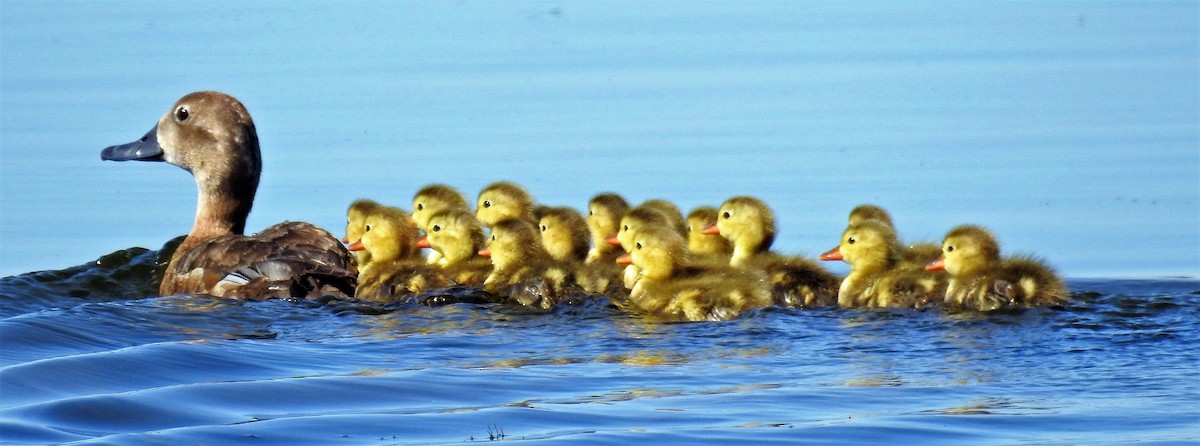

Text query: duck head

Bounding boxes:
[101,91,261,236]
[412,183,469,232]
[925,225,1000,277]
[709,196,775,264]
[424,208,485,266]
[614,205,679,252]
[539,206,590,263]
[686,206,732,256]
[847,204,895,228]
[349,206,419,265]
[586,193,630,252]
[820,220,898,273]
[481,219,546,271]
[476,181,535,227]
[344,199,382,244]
[617,224,686,281]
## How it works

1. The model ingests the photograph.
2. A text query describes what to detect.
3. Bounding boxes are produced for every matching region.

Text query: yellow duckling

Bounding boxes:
[686,206,732,259]
[411,183,470,232]
[818,220,944,309]
[639,199,689,237]
[847,204,941,268]
[616,224,773,321]
[705,196,840,307]
[480,219,580,308]
[418,208,492,286]
[584,192,630,264]
[540,205,624,296]
[476,181,540,228]
[348,206,452,302]
[343,199,382,266]
[608,204,687,289]
[925,225,1068,310]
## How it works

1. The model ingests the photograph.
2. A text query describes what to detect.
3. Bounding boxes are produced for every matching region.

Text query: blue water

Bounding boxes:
[1,2,1198,445]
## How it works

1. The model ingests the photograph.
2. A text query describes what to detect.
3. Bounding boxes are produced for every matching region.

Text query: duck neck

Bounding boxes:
[168,145,260,275]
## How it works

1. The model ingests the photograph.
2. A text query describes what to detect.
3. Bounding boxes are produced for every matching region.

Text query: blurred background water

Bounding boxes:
[1,1,1198,445]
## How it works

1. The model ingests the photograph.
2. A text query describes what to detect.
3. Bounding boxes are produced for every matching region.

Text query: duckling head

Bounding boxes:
[848,204,895,228]
[412,183,469,232]
[687,206,732,256]
[476,181,536,227]
[709,196,776,263]
[349,206,420,266]
[926,225,1000,277]
[344,199,382,244]
[819,220,898,273]
[614,205,681,252]
[639,199,688,236]
[481,219,547,271]
[424,208,485,266]
[619,224,687,282]
[539,206,590,263]
[586,193,630,251]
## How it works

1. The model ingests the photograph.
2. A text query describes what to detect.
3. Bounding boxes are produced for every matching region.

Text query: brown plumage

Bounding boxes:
[925,225,1068,310]
[819,220,944,309]
[100,91,355,299]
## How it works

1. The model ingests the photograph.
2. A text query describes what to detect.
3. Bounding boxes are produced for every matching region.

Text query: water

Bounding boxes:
[1,1,1198,444]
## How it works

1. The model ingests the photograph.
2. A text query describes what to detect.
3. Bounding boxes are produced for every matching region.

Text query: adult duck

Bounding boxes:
[925,225,1068,310]
[704,196,839,307]
[100,91,355,298]
[819,220,944,309]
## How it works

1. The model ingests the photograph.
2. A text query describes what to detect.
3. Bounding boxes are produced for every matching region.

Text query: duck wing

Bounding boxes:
[170,221,357,299]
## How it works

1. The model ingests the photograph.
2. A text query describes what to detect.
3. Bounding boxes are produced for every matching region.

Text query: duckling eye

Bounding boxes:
[175,106,189,122]
[722,211,731,219]
[623,224,629,231]
[483,200,492,208]
[540,225,547,232]
[416,203,424,211]
[364,225,372,232]
[432,225,441,232]
[946,245,955,253]
[847,236,856,244]
[636,242,642,250]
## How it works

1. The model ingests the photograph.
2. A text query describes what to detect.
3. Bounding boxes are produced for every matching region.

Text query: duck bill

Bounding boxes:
[416,235,431,248]
[477,248,491,257]
[818,246,842,261]
[615,253,632,265]
[700,223,720,235]
[100,127,165,162]
[604,234,621,246]
[925,256,945,272]
[341,236,351,244]
[347,241,365,252]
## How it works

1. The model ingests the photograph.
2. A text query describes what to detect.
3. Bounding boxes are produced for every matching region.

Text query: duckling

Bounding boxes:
[686,206,733,259]
[344,199,382,266]
[818,220,944,308]
[847,204,941,268]
[706,196,840,307]
[639,199,689,237]
[476,181,541,228]
[616,224,773,321]
[480,219,581,308]
[584,193,630,264]
[349,206,451,302]
[608,204,687,289]
[101,91,355,299]
[925,225,1068,310]
[411,183,470,232]
[540,205,623,296]
[419,208,493,286]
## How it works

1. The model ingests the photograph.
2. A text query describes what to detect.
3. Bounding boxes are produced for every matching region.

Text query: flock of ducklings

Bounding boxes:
[343,181,1068,321]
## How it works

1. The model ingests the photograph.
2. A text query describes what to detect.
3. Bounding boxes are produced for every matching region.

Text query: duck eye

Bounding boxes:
[364,225,372,232]
[946,246,955,253]
[636,242,642,250]
[483,200,492,208]
[540,225,547,232]
[623,224,629,231]
[175,106,189,122]
[432,225,441,232]
[416,203,424,211]
[722,211,731,219]
[847,236,856,244]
